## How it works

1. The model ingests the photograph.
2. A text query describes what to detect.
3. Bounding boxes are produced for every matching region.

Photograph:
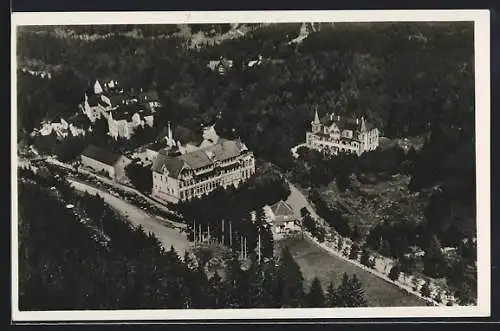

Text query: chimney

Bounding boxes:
[168,121,173,141]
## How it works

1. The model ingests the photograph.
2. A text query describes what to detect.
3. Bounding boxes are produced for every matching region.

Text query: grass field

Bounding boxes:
[277,236,427,307]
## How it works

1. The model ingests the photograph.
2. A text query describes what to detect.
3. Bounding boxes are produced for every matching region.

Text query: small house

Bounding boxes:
[267,200,300,234]
[80,145,131,181]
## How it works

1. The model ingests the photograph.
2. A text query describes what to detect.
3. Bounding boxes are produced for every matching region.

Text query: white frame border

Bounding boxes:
[11,9,491,322]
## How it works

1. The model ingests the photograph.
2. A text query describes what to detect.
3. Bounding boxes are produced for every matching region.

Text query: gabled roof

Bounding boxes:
[147,140,170,152]
[151,153,185,177]
[152,138,248,178]
[270,200,295,217]
[81,145,123,166]
[173,125,203,146]
[179,149,212,169]
[319,113,376,133]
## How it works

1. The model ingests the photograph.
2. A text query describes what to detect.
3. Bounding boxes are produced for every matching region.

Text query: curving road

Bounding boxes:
[69,179,191,256]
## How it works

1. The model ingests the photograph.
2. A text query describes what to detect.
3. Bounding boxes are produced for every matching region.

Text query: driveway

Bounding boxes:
[69,179,191,256]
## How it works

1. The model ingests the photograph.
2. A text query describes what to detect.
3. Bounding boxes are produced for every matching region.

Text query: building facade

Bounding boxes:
[266,200,300,234]
[107,109,154,140]
[305,110,379,156]
[151,138,255,204]
[38,114,90,139]
[80,144,131,181]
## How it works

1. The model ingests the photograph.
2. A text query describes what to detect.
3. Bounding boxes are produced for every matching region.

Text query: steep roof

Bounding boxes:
[81,145,123,166]
[173,125,203,146]
[319,113,376,133]
[110,103,151,121]
[147,140,170,152]
[152,138,248,177]
[151,153,185,177]
[270,200,295,217]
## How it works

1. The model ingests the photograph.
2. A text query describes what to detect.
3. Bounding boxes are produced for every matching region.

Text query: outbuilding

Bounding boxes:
[80,144,131,181]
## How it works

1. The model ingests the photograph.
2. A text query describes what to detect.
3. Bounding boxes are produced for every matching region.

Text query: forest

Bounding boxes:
[18,168,368,309]
[16,22,476,305]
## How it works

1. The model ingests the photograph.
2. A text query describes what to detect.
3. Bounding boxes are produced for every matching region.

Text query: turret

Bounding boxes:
[94,80,103,94]
[311,108,321,133]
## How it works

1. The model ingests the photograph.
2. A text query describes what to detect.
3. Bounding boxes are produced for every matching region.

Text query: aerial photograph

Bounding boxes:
[14,20,478,313]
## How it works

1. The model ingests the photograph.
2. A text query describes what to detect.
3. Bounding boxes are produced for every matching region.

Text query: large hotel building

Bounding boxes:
[151,137,256,204]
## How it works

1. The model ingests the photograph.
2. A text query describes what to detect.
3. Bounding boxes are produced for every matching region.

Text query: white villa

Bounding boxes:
[305,109,380,156]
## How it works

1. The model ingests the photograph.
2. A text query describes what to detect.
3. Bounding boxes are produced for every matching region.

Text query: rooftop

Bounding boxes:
[151,138,249,178]
[270,200,295,217]
[319,112,376,132]
[81,144,123,166]
[147,140,170,152]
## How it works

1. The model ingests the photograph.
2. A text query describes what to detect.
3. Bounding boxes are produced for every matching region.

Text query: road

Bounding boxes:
[285,179,329,228]
[69,179,191,256]
[44,157,181,220]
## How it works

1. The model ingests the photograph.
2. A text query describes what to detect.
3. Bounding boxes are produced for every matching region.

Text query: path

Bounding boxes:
[285,179,328,228]
[45,157,181,222]
[69,179,191,256]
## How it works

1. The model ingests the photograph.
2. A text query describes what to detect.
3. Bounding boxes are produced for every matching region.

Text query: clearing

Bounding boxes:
[277,236,427,307]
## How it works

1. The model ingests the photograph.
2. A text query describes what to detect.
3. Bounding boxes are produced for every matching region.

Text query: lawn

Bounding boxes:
[277,236,427,307]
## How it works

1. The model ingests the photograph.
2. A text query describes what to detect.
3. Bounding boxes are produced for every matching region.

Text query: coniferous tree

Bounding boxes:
[423,234,446,277]
[360,248,372,268]
[349,243,360,260]
[325,281,339,307]
[276,247,304,307]
[420,281,431,298]
[207,271,226,308]
[388,265,401,281]
[305,277,325,307]
[225,253,246,308]
[336,273,368,307]
[262,259,279,308]
[246,261,268,307]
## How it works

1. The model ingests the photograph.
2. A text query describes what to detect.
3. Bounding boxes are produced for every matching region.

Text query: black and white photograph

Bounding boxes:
[11,10,490,321]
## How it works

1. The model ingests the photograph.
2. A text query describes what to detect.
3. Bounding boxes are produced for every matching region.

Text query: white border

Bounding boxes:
[11,10,491,322]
